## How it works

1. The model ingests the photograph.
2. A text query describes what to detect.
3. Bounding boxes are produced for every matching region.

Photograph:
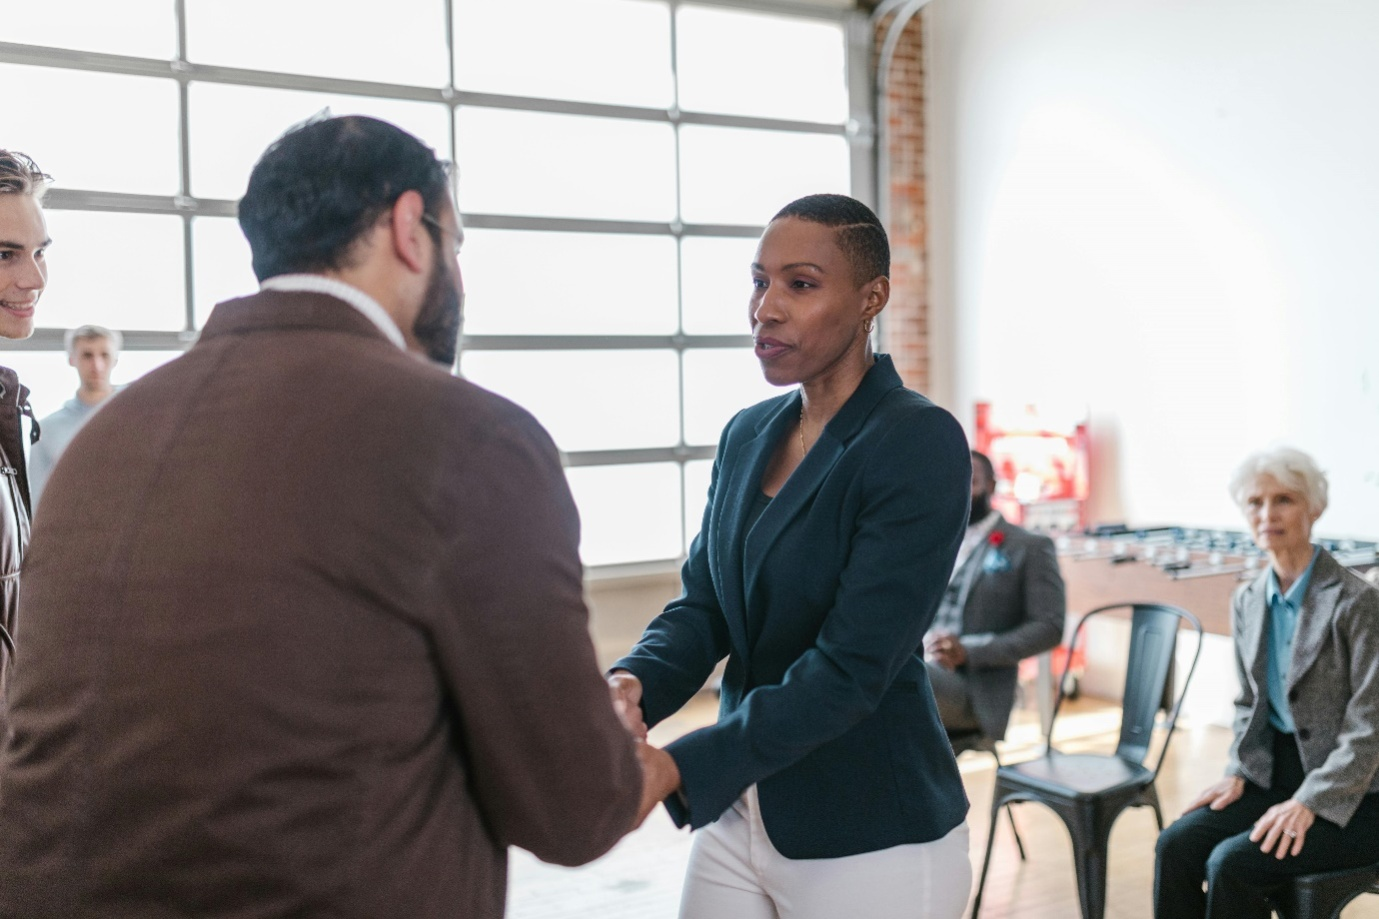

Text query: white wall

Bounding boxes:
[926,0,1379,536]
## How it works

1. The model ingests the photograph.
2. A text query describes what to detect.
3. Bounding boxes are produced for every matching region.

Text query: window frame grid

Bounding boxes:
[0,0,875,567]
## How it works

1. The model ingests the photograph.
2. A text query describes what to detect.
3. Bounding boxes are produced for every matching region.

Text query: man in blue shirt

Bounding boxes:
[29,324,121,506]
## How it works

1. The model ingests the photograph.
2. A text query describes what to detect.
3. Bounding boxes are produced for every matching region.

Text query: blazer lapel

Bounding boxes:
[1236,572,1270,695]
[953,520,1001,615]
[1289,552,1342,692]
[715,393,799,657]
[741,356,904,622]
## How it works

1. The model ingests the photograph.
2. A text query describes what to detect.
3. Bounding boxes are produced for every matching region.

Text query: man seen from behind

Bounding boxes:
[0,117,642,919]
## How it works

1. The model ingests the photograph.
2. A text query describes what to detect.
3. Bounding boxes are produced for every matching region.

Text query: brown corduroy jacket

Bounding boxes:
[0,290,641,919]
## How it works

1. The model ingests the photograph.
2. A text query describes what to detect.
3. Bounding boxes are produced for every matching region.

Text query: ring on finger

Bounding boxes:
[1284,830,1297,838]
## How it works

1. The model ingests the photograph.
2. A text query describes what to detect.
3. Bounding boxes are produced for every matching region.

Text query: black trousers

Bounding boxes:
[1154,731,1379,919]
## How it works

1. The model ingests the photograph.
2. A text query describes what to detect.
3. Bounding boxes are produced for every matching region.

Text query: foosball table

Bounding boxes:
[1054,526,1379,636]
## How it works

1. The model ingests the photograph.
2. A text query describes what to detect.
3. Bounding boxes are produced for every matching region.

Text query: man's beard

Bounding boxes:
[969,492,992,527]
[413,253,463,368]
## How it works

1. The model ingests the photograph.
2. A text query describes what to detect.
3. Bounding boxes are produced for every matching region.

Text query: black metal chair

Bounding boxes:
[1269,864,1379,918]
[947,728,1026,861]
[970,603,1203,919]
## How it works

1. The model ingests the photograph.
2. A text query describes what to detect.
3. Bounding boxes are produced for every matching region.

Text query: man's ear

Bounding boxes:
[390,189,429,275]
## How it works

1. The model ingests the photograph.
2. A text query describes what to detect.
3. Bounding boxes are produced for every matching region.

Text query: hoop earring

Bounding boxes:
[863,317,875,334]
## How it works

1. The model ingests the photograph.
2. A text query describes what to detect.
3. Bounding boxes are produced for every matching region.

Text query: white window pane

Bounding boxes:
[676,6,848,124]
[0,350,183,422]
[41,211,186,331]
[192,217,258,328]
[1,0,175,59]
[567,463,682,566]
[0,65,179,195]
[186,0,448,86]
[460,350,679,452]
[454,0,672,108]
[0,352,80,421]
[461,229,676,335]
[457,109,675,221]
[189,83,451,201]
[679,126,850,226]
[682,348,781,446]
[681,236,757,335]
[111,350,183,387]
[684,458,713,551]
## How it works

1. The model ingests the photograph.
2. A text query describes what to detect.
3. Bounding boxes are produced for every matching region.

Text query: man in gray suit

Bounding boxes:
[923,450,1066,742]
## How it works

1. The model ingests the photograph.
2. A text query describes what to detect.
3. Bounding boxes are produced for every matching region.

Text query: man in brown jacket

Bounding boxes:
[0,117,643,918]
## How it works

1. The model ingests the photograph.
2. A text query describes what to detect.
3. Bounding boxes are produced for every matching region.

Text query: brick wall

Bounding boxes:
[875,9,928,394]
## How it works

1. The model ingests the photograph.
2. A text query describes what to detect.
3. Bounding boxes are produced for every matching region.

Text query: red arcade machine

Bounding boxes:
[973,401,1090,535]
[975,402,1091,721]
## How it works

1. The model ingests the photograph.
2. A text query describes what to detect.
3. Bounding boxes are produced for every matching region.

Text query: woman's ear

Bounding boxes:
[863,275,890,324]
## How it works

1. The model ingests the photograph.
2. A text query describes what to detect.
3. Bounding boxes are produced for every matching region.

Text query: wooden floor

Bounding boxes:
[510,695,1379,919]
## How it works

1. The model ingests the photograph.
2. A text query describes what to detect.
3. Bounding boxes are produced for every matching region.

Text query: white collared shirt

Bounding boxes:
[950,510,1001,583]
[260,274,406,351]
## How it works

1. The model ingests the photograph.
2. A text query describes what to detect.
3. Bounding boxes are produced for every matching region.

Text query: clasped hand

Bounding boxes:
[924,630,967,670]
[608,671,683,828]
[1184,775,1315,858]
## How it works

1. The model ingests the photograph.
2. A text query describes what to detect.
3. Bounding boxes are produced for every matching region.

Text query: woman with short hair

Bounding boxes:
[610,194,973,919]
[1154,446,1379,918]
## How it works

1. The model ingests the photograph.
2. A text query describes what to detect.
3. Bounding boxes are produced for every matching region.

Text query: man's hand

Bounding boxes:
[1183,776,1245,814]
[633,743,682,828]
[607,670,648,742]
[1250,798,1316,859]
[924,631,968,670]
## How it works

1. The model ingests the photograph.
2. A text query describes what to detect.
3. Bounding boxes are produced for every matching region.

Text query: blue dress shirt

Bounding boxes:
[1266,546,1321,733]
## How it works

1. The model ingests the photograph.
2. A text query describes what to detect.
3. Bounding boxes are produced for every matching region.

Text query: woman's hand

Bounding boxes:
[1250,798,1316,859]
[607,670,648,741]
[1184,776,1245,814]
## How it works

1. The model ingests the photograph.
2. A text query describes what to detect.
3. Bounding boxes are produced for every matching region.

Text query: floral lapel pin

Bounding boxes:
[983,529,1011,573]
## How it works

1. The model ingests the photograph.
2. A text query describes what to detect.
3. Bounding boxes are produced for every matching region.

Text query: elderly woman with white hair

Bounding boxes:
[1154,446,1379,918]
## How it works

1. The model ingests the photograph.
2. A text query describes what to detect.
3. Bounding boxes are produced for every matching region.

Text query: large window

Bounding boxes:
[0,0,869,568]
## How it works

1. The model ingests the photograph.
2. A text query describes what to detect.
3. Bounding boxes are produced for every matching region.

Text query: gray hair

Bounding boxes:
[64,324,123,357]
[1228,446,1329,517]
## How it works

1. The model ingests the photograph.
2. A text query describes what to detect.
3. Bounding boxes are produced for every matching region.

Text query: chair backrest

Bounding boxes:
[1047,602,1203,777]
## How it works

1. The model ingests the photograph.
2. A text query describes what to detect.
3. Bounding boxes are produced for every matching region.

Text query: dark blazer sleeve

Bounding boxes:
[614,418,734,727]
[962,533,1065,669]
[665,407,970,828]
[429,407,641,867]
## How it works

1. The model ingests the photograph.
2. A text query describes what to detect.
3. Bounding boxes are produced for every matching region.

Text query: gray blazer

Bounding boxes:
[955,518,1066,739]
[1227,549,1379,827]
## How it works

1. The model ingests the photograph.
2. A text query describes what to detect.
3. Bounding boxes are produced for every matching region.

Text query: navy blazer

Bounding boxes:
[615,355,971,859]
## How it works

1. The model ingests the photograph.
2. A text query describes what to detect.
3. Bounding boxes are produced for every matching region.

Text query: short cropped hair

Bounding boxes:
[772,194,889,286]
[64,324,123,357]
[1228,446,1329,517]
[0,150,52,200]
[971,450,996,483]
[237,115,451,282]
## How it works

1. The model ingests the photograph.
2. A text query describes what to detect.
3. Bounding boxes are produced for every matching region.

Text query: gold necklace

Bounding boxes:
[798,403,809,455]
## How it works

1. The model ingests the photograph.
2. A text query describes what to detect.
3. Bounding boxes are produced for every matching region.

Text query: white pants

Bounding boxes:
[679,785,972,919]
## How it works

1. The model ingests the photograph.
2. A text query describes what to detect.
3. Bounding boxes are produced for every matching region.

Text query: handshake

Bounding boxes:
[608,670,684,829]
